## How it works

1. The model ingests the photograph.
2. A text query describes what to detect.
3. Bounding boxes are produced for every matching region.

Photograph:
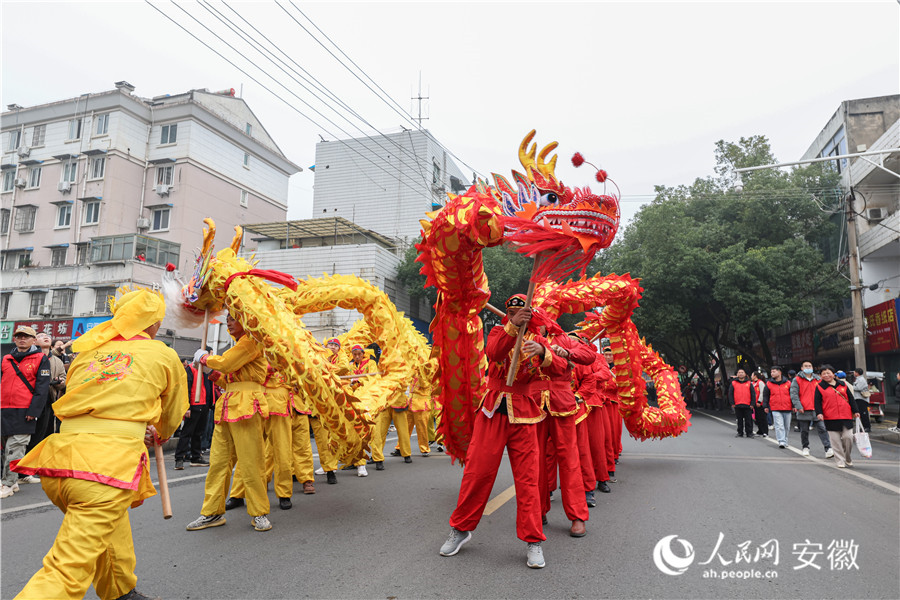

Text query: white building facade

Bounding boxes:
[1,82,301,355]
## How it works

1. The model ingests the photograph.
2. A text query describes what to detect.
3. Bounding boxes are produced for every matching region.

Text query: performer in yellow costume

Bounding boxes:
[405,359,437,456]
[13,287,187,600]
[288,381,316,495]
[312,339,348,484]
[186,313,272,532]
[346,345,377,476]
[229,365,295,510]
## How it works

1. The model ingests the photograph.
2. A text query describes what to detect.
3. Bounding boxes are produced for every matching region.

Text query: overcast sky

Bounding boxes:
[3,1,898,226]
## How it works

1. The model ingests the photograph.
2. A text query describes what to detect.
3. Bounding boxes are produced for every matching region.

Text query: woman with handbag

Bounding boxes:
[850,368,871,432]
[814,365,860,468]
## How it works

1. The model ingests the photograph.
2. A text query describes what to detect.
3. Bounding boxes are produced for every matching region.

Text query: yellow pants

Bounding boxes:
[310,417,338,472]
[17,477,136,600]
[431,406,444,444]
[408,411,431,454]
[201,415,269,517]
[233,414,293,499]
[290,412,315,483]
[371,409,411,461]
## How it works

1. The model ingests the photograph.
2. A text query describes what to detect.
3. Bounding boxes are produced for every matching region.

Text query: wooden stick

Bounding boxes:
[192,310,210,406]
[505,255,544,386]
[153,440,173,519]
[485,303,506,318]
[590,329,606,344]
[339,371,384,380]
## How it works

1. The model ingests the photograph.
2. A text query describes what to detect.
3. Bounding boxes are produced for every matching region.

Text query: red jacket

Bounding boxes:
[543,333,596,417]
[587,352,612,408]
[1,347,51,435]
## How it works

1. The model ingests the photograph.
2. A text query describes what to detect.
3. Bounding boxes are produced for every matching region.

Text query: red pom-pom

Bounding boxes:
[595,170,608,183]
[571,152,585,167]
[166,263,176,272]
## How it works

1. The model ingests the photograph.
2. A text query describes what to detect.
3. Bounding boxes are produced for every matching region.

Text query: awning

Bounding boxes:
[77,196,102,202]
[1,246,34,253]
[82,149,106,156]
[19,159,42,166]
[53,153,79,160]
[50,200,74,206]
[149,157,176,164]
[44,243,70,248]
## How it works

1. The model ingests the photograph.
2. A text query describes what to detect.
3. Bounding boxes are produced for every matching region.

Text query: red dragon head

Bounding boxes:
[494,130,621,281]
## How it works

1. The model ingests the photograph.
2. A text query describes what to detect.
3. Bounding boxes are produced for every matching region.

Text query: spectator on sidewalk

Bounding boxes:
[729,369,756,438]
[174,349,213,470]
[791,361,833,458]
[25,333,66,451]
[890,372,900,434]
[849,368,871,433]
[814,365,858,468]
[1,326,51,498]
[763,366,793,448]
[750,372,768,438]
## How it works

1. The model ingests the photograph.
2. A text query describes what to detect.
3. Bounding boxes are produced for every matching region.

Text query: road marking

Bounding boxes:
[694,410,900,494]
[484,485,516,516]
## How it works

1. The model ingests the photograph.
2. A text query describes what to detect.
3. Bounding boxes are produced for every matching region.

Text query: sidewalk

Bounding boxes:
[868,401,900,444]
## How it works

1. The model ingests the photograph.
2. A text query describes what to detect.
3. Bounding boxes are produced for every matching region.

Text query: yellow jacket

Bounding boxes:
[409,375,433,412]
[349,357,376,389]
[264,366,292,417]
[12,333,188,507]
[208,335,268,423]
[328,352,351,377]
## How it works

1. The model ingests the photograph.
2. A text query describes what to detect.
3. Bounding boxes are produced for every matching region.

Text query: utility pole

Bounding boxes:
[845,187,867,372]
[411,72,429,129]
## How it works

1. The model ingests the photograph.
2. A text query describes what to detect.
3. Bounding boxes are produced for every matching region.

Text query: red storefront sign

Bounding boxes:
[791,329,814,362]
[866,299,900,354]
[14,319,74,342]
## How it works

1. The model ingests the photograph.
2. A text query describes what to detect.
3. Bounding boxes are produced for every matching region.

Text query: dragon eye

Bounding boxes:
[539,192,559,206]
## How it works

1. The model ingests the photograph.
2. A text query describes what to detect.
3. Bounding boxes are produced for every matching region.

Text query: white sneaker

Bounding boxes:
[526,542,546,568]
[439,527,472,556]
[357,465,368,477]
[889,427,900,433]
[252,515,272,531]
[802,448,810,456]
[11,482,19,493]
[825,448,834,458]
[19,475,40,484]
[314,467,325,475]
[0,485,14,499]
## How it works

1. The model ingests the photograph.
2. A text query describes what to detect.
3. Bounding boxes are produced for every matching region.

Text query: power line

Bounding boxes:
[145,0,435,201]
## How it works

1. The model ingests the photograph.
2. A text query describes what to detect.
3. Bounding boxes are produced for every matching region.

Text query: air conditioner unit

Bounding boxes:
[155,184,170,196]
[38,305,52,315]
[58,181,72,193]
[136,217,150,229]
[14,177,26,188]
[866,207,886,222]
[17,146,30,158]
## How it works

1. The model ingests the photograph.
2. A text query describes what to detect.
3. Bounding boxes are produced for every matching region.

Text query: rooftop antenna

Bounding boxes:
[411,71,429,129]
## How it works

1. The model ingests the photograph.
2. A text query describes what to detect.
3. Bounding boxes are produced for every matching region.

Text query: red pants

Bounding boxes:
[587,408,612,481]
[611,402,623,455]
[575,417,595,492]
[603,403,618,468]
[537,414,589,522]
[449,411,545,543]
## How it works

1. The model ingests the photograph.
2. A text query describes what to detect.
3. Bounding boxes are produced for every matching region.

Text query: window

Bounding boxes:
[243,152,250,168]
[0,208,9,234]
[27,166,42,188]
[94,288,115,314]
[156,165,174,186]
[68,118,82,140]
[95,113,109,135]
[2,171,14,192]
[31,124,46,147]
[29,291,46,317]
[245,123,252,135]
[50,247,67,267]
[14,205,37,232]
[240,190,249,207]
[90,156,105,179]
[51,289,74,315]
[7,129,21,151]
[433,161,440,184]
[56,204,72,228]
[62,160,77,183]
[17,252,32,269]
[151,207,170,231]
[90,234,179,266]
[1,293,9,319]
[160,124,177,144]
[76,243,89,265]
[83,201,100,225]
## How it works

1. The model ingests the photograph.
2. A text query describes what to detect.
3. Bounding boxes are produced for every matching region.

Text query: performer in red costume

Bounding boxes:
[600,344,622,481]
[439,295,569,569]
[585,345,614,494]
[535,317,595,537]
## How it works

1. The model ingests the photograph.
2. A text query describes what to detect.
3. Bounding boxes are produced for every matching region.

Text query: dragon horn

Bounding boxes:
[537,141,559,179]
[230,226,243,253]
[518,130,538,176]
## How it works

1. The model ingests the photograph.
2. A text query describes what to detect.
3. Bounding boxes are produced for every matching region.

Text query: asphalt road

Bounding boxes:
[2,411,898,600]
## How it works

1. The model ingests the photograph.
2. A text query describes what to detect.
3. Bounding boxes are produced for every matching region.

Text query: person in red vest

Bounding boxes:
[174,348,214,469]
[814,365,859,468]
[440,294,567,569]
[1,326,51,498]
[790,360,833,458]
[763,366,794,448]
[728,368,756,438]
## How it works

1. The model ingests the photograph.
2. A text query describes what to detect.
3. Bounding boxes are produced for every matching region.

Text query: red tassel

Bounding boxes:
[165,263,176,272]
[571,152,585,167]
[595,170,608,183]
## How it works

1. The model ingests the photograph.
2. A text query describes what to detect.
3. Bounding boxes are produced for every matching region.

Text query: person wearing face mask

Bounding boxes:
[814,365,859,468]
[791,361,833,458]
